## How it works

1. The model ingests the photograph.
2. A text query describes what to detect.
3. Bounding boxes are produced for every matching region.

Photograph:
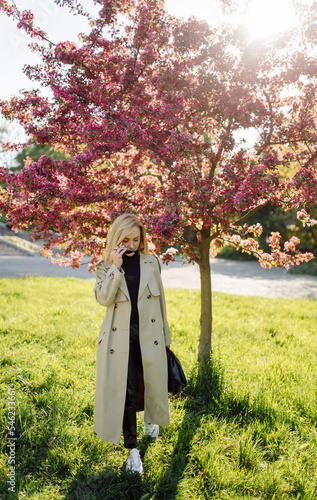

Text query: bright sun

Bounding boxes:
[239,0,298,38]
[165,0,299,39]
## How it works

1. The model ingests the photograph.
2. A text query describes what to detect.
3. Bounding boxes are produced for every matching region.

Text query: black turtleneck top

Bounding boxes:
[121,252,140,325]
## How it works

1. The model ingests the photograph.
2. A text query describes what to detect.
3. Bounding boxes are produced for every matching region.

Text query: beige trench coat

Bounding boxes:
[93,252,171,445]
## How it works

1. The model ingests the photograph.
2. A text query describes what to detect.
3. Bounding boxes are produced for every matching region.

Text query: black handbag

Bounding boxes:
[166,347,187,394]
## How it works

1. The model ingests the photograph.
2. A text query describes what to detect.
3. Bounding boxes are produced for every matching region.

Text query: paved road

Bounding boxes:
[0,255,316,299]
[162,258,317,300]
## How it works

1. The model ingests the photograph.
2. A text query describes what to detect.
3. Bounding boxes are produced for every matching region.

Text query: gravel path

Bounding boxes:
[0,255,316,300]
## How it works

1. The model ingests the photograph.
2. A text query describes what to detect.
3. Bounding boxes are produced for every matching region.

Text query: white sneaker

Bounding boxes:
[144,422,159,439]
[125,448,143,474]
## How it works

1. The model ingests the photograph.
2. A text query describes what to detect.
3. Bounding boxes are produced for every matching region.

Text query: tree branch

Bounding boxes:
[8,1,98,80]
[10,0,57,47]
[232,202,270,226]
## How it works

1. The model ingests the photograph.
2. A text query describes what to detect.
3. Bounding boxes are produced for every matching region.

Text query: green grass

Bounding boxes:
[0,277,317,500]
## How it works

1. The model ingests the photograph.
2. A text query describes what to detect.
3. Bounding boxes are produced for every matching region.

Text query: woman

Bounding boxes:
[93,214,171,473]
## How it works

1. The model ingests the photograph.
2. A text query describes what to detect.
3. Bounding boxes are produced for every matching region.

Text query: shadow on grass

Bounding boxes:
[61,357,281,500]
[8,358,283,500]
[62,437,155,500]
[63,466,144,500]
[149,356,225,499]
[61,360,227,500]
[149,355,281,499]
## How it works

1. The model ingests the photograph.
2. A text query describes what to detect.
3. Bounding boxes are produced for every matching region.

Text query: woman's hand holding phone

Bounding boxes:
[110,243,127,269]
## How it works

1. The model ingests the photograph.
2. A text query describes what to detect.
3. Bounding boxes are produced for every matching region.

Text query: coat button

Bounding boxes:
[154,340,158,345]
[147,295,151,299]
[110,349,114,354]
[112,327,117,331]
[114,304,117,308]
[151,318,155,322]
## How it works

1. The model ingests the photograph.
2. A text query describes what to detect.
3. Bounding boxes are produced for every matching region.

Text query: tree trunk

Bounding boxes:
[197,238,212,374]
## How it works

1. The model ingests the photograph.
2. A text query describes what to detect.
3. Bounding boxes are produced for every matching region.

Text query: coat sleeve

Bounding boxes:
[93,261,125,307]
[152,256,172,346]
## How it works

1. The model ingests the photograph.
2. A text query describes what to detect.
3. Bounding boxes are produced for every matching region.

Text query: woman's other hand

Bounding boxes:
[110,244,126,269]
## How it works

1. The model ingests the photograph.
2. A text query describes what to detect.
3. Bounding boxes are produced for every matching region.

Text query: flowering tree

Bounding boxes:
[0,0,316,370]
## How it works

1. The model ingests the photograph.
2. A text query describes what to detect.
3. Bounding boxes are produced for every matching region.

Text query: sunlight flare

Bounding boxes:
[239,0,297,38]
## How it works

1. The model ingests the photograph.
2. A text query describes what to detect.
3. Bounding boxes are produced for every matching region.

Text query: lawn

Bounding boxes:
[0,277,316,499]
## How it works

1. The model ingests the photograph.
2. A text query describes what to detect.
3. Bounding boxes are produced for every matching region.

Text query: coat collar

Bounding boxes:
[118,252,154,301]
[138,253,155,300]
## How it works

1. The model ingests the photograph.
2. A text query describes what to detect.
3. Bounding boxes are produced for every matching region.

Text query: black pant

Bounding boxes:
[122,324,144,449]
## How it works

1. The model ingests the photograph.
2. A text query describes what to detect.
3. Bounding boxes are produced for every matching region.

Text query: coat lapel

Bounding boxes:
[138,253,154,300]
[118,271,130,300]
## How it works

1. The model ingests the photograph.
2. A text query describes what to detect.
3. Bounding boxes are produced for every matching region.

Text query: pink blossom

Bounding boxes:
[0,0,315,271]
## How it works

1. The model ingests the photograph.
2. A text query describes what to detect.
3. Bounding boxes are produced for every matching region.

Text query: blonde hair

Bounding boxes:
[103,214,148,264]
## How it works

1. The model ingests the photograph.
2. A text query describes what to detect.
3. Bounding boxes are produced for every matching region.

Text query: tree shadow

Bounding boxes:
[150,356,225,499]
[150,355,281,499]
